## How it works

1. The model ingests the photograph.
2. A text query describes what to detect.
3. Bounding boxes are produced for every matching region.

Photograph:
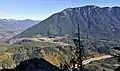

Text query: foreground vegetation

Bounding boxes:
[0,38,120,71]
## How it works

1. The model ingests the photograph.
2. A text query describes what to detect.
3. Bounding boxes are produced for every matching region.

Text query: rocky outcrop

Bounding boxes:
[0,58,60,71]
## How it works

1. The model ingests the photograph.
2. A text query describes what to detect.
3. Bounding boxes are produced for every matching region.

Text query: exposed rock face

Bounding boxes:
[17,5,120,41]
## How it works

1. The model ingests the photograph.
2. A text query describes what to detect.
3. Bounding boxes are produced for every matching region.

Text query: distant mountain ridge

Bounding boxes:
[0,19,40,42]
[16,5,120,41]
[0,19,40,30]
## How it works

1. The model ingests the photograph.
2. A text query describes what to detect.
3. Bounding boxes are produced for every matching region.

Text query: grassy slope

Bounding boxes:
[0,41,74,68]
[0,40,119,70]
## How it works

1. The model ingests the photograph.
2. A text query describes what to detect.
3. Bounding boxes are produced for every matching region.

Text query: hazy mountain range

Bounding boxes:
[17,5,120,41]
[0,19,40,42]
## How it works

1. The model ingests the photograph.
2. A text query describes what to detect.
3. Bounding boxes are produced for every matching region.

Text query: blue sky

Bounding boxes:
[0,0,120,20]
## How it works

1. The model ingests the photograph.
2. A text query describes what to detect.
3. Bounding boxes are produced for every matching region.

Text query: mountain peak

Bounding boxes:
[16,5,120,41]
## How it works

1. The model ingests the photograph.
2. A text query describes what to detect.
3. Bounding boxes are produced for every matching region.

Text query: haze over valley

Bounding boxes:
[0,19,40,43]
